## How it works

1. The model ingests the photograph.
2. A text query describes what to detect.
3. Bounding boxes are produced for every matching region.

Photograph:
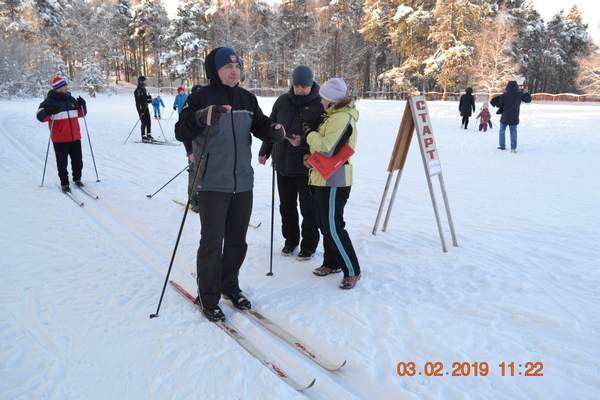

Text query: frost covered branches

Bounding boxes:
[0,0,597,98]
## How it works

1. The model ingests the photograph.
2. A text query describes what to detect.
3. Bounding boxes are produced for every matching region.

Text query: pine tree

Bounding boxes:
[425,0,483,99]
[80,61,105,91]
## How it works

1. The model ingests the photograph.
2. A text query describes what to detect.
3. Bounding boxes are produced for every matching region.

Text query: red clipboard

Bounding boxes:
[307,143,355,180]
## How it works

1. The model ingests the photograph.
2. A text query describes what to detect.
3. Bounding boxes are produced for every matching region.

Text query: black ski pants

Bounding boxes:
[53,140,83,186]
[139,110,151,136]
[196,190,252,307]
[276,173,320,252]
[314,186,360,278]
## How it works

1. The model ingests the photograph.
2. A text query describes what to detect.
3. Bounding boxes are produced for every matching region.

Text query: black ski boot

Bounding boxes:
[201,303,225,322]
[223,292,252,310]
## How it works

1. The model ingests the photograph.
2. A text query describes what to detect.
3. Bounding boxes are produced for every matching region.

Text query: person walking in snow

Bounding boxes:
[459,87,476,129]
[303,78,362,290]
[134,76,153,142]
[476,103,492,132]
[36,76,87,193]
[152,95,164,118]
[258,65,324,262]
[495,80,532,152]
[175,47,290,322]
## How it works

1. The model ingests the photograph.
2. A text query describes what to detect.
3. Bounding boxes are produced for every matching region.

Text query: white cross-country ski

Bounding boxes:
[221,298,346,371]
[169,281,316,391]
[191,272,345,370]
[74,184,98,199]
[55,184,84,206]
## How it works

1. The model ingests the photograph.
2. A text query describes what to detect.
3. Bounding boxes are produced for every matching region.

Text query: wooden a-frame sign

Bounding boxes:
[372,96,458,252]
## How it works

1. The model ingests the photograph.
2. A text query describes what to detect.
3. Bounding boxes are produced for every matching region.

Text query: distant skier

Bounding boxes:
[459,87,476,129]
[152,95,164,118]
[36,76,87,193]
[172,87,187,113]
[134,76,153,142]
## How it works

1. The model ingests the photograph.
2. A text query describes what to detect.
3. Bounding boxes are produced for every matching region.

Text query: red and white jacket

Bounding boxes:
[36,90,86,143]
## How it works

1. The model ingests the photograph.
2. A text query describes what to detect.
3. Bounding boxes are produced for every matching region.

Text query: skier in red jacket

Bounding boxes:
[36,77,87,192]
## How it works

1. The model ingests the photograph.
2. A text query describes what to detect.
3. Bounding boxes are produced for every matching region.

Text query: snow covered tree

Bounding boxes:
[545,7,592,93]
[80,61,105,91]
[130,0,170,82]
[425,0,483,99]
[161,0,208,86]
[469,9,518,94]
[576,50,600,94]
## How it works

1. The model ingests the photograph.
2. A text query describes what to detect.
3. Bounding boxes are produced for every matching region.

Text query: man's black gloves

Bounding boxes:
[302,122,311,135]
[173,106,177,111]
[47,105,60,115]
[269,123,285,142]
[77,96,86,107]
[195,105,228,127]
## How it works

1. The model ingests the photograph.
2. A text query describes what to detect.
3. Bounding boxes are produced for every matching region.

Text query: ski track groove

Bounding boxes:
[1,113,185,283]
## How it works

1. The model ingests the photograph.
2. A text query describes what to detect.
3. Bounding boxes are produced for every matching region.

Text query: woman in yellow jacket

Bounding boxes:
[304,78,361,289]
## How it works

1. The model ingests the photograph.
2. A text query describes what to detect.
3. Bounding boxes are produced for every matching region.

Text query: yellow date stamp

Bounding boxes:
[397,362,544,377]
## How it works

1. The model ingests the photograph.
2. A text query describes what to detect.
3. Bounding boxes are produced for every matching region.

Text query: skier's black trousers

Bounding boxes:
[139,111,151,136]
[196,190,252,307]
[53,140,83,186]
[277,173,320,252]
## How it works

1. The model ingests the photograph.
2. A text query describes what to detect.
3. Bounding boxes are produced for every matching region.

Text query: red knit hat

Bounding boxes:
[52,76,67,90]
[177,86,184,93]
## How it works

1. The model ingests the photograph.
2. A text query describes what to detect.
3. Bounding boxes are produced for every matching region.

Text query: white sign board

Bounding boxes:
[409,96,441,177]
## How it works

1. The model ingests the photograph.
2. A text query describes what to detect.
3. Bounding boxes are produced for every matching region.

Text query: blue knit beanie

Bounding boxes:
[292,65,313,87]
[214,47,241,71]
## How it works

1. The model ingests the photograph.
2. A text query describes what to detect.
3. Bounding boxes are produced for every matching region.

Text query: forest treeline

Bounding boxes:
[1,0,599,98]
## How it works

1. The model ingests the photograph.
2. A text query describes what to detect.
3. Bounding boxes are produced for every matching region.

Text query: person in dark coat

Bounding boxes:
[459,87,476,129]
[495,80,532,152]
[36,77,87,192]
[134,76,153,142]
[258,65,324,261]
[175,47,290,322]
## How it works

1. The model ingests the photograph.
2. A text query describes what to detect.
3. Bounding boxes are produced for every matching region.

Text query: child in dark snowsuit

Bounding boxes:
[476,104,491,132]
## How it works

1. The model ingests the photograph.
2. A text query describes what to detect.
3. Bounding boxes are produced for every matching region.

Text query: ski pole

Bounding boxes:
[164,109,176,126]
[40,115,55,187]
[155,116,168,142]
[150,127,212,319]
[267,164,276,276]
[146,162,192,198]
[81,106,101,182]
[124,116,141,144]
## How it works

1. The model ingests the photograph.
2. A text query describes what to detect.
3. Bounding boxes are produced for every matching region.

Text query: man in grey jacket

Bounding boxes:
[175,47,289,322]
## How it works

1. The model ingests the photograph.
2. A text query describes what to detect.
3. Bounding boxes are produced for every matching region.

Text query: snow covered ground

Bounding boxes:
[1,92,599,399]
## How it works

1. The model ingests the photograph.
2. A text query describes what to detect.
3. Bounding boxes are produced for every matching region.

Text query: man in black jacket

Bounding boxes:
[175,47,287,322]
[134,76,153,142]
[258,65,324,261]
[495,80,532,152]
[459,87,475,129]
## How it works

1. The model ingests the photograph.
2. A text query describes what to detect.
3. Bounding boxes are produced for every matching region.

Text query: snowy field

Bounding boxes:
[1,92,599,400]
